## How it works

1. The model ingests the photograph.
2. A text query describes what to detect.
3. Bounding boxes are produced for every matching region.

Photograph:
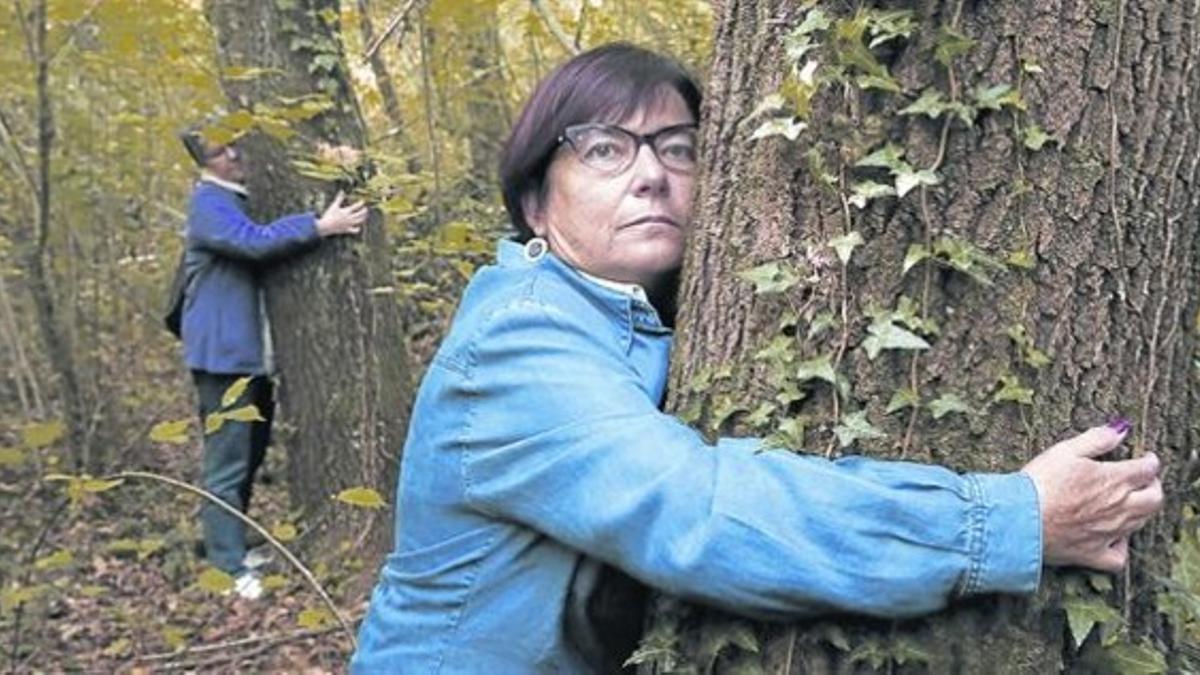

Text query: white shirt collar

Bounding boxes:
[199,171,249,197]
[577,269,648,303]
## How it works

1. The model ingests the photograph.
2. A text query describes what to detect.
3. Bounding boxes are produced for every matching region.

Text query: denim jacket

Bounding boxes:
[351,240,1042,673]
[181,180,319,374]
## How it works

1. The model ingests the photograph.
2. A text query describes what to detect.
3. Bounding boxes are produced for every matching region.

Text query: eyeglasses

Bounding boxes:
[557,123,698,175]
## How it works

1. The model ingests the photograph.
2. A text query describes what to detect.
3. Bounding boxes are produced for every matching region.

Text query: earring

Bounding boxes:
[524,237,548,262]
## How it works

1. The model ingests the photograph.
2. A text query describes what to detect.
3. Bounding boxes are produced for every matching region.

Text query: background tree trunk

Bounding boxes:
[647,1,1200,672]
[203,0,412,557]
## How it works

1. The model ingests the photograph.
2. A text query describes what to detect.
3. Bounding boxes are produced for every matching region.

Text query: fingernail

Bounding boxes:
[1107,417,1133,435]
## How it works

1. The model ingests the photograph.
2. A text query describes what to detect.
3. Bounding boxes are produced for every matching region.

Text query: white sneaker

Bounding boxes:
[243,547,273,570]
[233,571,263,600]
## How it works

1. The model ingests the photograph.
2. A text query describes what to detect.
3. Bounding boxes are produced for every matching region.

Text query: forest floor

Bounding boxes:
[1,411,370,673]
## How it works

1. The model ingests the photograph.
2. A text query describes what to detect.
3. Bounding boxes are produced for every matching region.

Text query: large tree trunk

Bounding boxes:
[203,0,412,555]
[647,1,1200,672]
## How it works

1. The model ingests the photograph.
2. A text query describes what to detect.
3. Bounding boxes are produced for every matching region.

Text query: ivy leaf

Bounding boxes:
[736,263,801,294]
[856,74,901,93]
[834,411,887,448]
[795,354,837,386]
[934,26,975,66]
[854,143,907,173]
[754,335,796,364]
[974,83,1026,112]
[848,181,896,209]
[221,376,252,408]
[149,420,190,445]
[793,8,832,39]
[335,486,387,509]
[993,374,1035,406]
[1063,598,1122,647]
[928,393,974,419]
[750,117,807,142]
[885,387,920,414]
[1023,123,1054,150]
[861,317,931,360]
[161,626,190,651]
[1104,642,1167,674]
[894,168,941,198]
[196,567,235,595]
[902,244,931,275]
[22,420,64,449]
[829,231,865,265]
[865,9,915,49]
[899,89,950,119]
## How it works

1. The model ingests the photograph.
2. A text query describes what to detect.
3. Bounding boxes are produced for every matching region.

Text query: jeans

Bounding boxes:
[192,371,274,575]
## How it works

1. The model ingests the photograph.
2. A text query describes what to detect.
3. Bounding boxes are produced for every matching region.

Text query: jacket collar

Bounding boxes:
[496,239,668,334]
[199,171,249,197]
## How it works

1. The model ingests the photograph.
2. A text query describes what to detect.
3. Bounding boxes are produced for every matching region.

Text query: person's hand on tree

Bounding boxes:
[316,190,369,237]
[1021,420,1163,573]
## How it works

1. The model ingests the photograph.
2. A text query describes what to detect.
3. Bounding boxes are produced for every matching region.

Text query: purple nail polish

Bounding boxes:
[1107,417,1133,434]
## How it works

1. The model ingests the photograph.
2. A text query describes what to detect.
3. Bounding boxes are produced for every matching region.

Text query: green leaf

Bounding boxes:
[197,567,235,594]
[854,143,907,172]
[894,169,941,198]
[1007,248,1036,270]
[829,231,864,265]
[764,417,808,450]
[993,374,1035,405]
[974,83,1026,112]
[865,9,915,48]
[899,89,951,119]
[272,522,298,542]
[34,548,73,571]
[161,626,190,650]
[262,574,289,591]
[335,487,387,509]
[23,420,64,449]
[834,411,887,448]
[902,244,931,275]
[1104,641,1166,674]
[885,388,920,414]
[861,317,931,360]
[795,354,837,386]
[736,263,801,295]
[848,181,896,209]
[205,413,226,435]
[1063,598,1122,647]
[754,335,795,364]
[149,420,190,444]
[1021,57,1045,75]
[1023,123,1054,150]
[222,405,266,423]
[856,74,901,93]
[298,607,333,630]
[0,447,26,467]
[81,477,123,493]
[793,8,832,39]
[928,393,974,419]
[221,376,252,408]
[750,117,807,142]
[934,26,975,67]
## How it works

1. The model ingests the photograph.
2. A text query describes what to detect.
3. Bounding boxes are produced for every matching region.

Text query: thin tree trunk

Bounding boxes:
[648,1,1200,672]
[19,0,89,469]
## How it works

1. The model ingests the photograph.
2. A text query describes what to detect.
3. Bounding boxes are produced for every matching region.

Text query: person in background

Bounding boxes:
[350,44,1164,672]
[178,128,368,600]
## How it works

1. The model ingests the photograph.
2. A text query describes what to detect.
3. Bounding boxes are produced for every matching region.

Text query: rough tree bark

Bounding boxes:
[649,1,1200,672]
[203,0,412,555]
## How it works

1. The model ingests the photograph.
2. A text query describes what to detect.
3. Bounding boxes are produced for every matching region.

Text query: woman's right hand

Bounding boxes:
[1021,422,1163,573]
[317,190,369,237]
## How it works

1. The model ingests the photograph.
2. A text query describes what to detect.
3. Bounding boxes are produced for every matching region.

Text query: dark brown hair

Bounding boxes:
[499,42,702,240]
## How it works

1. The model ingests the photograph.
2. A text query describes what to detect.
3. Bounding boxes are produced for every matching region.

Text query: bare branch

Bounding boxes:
[361,0,424,61]
[47,0,106,63]
[529,0,581,56]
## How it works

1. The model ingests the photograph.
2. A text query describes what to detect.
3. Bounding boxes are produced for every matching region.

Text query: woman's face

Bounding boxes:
[526,89,696,290]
